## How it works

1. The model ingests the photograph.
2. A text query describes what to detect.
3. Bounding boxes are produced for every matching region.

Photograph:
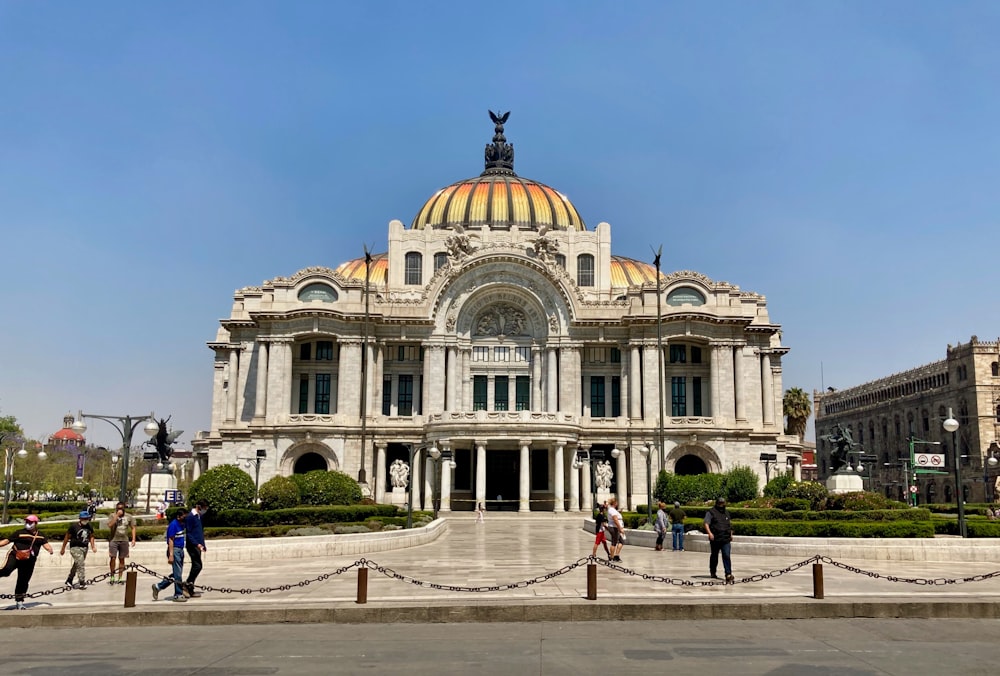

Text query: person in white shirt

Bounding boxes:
[606,497,626,562]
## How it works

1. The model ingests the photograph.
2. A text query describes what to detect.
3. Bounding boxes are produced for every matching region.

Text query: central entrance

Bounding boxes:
[485,450,519,510]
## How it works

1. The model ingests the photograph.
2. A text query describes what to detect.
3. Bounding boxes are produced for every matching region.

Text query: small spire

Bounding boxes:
[482,110,516,176]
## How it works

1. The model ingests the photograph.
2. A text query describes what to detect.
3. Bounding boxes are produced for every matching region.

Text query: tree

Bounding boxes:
[0,415,23,447]
[783,387,812,439]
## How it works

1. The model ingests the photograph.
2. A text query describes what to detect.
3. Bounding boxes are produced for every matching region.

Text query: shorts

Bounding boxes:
[594,530,606,545]
[607,527,623,547]
[109,541,130,558]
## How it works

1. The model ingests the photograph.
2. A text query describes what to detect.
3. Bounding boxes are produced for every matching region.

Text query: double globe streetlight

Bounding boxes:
[942,408,967,539]
[72,412,158,506]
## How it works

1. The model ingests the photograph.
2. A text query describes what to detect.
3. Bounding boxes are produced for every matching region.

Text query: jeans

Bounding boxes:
[185,543,203,590]
[709,539,732,576]
[671,524,685,550]
[155,547,185,597]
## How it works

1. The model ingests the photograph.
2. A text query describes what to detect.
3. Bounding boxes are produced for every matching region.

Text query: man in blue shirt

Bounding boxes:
[152,509,187,602]
[183,500,209,598]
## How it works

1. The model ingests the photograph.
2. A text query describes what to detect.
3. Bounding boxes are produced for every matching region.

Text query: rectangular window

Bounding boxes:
[590,376,606,418]
[611,376,621,417]
[314,374,331,414]
[382,376,392,415]
[298,376,309,414]
[588,348,606,364]
[398,346,405,362]
[494,376,509,411]
[515,347,531,362]
[398,375,413,416]
[610,347,621,363]
[316,340,333,361]
[299,343,311,361]
[434,252,448,271]
[671,376,686,416]
[531,449,549,491]
[453,449,471,490]
[691,346,702,364]
[693,376,702,416]
[669,345,686,364]
[494,347,509,362]
[515,376,530,411]
[405,252,422,285]
[473,346,490,362]
[473,376,488,410]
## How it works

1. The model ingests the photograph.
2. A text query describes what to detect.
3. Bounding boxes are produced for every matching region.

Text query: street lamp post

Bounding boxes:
[238,449,267,502]
[759,452,778,483]
[2,441,47,524]
[943,408,966,538]
[653,245,665,474]
[638,444,652,525]
[984,443,1000,503]
[72,411,158,506]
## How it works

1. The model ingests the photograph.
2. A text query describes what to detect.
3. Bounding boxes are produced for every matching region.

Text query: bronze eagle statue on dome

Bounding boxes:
[489,110,510,126]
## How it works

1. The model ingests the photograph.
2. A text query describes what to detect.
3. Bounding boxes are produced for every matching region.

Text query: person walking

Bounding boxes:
[591,502,612,560]
[183,500,209,598]
[0,514,54,609]
[107,501,136,585]
[669,501,688,551]
[152,508,187,602]
[653,502,668,551]
[606,497,626,562]
[703,497,734,583]
[475,502,485,524]
[60,511,97,588]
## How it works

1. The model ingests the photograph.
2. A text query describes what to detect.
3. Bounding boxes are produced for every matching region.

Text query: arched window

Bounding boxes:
[297,283,338,302]
[434,252,448,271]
[576,254,594,286]
[666,287,706,306]
[405,252,422,285]
[992,362,999,377]
[995,404,1000,423]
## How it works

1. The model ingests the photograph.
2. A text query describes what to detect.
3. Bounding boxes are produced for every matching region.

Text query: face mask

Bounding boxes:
[26,523,36,530]
[716,504,726,512]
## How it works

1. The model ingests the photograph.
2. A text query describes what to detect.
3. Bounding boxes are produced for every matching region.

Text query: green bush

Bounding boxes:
[188,465,256,511]
[653,471,725,504]
[732,520,935,538]
[723,465,759,503]
[763,473,795,499]
[825,491,908,511]
[258,476,300,510]
[774,498,811,512]
[290,470,362,506]
[784,481,829,510]
[5,501,88,514]
[206,504,399,527]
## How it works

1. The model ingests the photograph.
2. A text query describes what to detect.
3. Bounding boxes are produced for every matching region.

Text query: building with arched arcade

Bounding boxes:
[192,114,799,512]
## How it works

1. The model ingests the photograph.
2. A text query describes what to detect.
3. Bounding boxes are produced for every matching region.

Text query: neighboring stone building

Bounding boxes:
[193,114,797,513]
[814,336,1000,503]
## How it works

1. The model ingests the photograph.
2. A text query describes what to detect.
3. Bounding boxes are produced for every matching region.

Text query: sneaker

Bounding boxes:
[710,573,720,579]
[65,580,73,589]
[170,595,187,602]
[189,592,203,598]
[15,602,25,610]
[181,585,192,598]
[726,574,735,584]
[151,584,160,601]
[108,578,116,585]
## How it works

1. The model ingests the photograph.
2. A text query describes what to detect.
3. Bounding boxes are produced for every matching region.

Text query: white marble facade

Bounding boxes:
[193,116,799,512]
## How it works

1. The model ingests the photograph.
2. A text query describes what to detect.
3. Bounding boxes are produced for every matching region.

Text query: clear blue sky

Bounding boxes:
[2,2,998,448]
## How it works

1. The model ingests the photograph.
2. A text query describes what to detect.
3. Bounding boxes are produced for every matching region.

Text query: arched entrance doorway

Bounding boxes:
[294,452,328,474]
[675,454,708,475]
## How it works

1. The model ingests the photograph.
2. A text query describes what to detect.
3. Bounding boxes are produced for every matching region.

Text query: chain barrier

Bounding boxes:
[6,554,1000,601]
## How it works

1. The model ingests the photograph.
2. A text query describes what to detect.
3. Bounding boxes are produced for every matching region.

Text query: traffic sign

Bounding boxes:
[909,485,918,493]
[914,453,945,468]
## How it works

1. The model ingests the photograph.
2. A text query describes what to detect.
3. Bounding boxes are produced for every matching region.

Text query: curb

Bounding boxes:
[3,599,1000,628]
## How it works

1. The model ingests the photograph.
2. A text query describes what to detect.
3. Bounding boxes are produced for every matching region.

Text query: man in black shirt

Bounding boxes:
[703,497,734,583]
[60,511,97,588]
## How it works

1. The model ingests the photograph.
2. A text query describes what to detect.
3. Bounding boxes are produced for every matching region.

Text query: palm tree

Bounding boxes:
[783,387,811,439]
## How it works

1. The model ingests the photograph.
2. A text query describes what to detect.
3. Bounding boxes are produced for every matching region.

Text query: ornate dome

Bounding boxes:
[334,252,388,284]
[410,111,586,232]
[610,256,663,287]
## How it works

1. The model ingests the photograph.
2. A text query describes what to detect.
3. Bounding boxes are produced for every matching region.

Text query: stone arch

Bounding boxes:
[665,443,721,474]
[280,440,339,476]
[674,455,708,475]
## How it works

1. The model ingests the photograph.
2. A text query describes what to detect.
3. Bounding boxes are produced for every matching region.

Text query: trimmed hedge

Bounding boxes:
[732,520,935,538]
[5,501,88,514]
[290,471,362,506]
[205,504,400,528]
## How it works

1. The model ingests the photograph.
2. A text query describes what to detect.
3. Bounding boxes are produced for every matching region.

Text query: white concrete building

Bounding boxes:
[193,114,798,512]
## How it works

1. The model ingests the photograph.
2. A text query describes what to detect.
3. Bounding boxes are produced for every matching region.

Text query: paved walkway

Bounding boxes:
[4,515,1000,625]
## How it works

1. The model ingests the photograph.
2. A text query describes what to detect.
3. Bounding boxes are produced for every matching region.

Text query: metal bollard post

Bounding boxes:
[586,563,597,600]
[812,563,824,599]
[356,567,368,604]
[124,571,138,608]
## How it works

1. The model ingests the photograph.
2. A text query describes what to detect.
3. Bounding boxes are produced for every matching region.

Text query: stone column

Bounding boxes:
[411,447,422,508]
[439,449,452,512]
[531,347,541,411]
[226,347,240,422]
[461,349,471,411]
[710,342,721,419]
[553,442,565,512]
[761,352,774,427]
[422,349,432,415]
[423,452,435,511]
[581,457,593,512]
[569,450,580,512]
[792,457,802,481]
[265,339,290,423]
[338,341,361,418]
[615,448,627,509]
[519,439,531,513]
[546,347,558,412]
[253,340,269,420]
[630,344,642,419]
[734,344,746,421]
[642,344,658,422]
[446,346,457,412]
[475,440,487,508]
[375,441,387,504]
[561,345,581,415]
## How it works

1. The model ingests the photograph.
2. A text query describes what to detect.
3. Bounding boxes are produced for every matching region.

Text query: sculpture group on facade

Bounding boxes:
[389,459,410,489]
[595,460,613,490]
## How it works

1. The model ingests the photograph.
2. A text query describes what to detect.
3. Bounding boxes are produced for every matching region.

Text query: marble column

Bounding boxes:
[375,441,387,504]
[475,440,487,508]
[761,352,774,427]
[338,341,361,418]
[615,448,627,510]
[553,442,565,512]
[581,459,593,512]
[734,344,746,421]
[423,452,435,511]
[411,447,422,507]
[439,450,452,512]
[226,347,240,422]
[629,344,642,419]
[569,452,580,512]
[519,439,531,513]
[265,339,290,423]
[253,340,268,420]
[446,346,458,412]
[531,347,542,411]
[710,343,721,420]
[546,347,558,412]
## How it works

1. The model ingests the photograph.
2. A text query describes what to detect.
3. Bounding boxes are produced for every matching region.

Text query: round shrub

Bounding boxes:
[763,473,795,499]
[723,465,760,503]
[654,471,724,504]
[188,465,256,511]
[291,470,362,506]
[258,476,301,510]
[784,481,829,510]
[825,491,906,511]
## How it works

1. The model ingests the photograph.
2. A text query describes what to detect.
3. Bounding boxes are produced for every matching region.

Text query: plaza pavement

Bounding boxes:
[3,514,1000,627]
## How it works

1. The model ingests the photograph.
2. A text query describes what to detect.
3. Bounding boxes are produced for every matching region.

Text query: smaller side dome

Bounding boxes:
[610,256,664,287]
[334,253,388,284]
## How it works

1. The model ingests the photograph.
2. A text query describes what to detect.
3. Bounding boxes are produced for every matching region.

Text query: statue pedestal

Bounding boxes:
[596,490,613,507]
[137,471,178,511]
[826,471,864,495]
[390,486,408,507]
